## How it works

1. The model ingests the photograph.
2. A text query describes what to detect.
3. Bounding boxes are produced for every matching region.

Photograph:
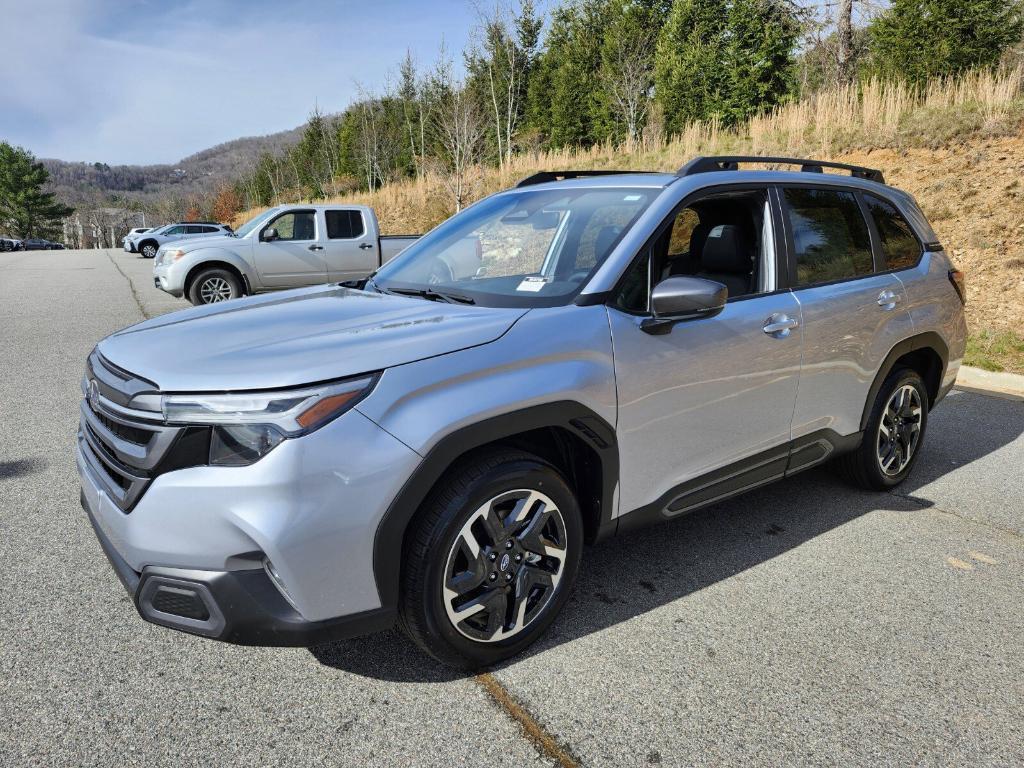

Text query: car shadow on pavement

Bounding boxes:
[0,457,47,481]
[311,390,1023,682]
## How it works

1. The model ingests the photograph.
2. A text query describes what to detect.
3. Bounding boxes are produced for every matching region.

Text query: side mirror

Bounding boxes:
[641,276,727,335]
[261,227,279,242]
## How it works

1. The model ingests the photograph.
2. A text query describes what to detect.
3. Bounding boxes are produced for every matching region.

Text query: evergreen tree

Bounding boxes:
[0,142,73,239]
[722,0,799,123]
[654,0,730,133]
[867,0,1024,85]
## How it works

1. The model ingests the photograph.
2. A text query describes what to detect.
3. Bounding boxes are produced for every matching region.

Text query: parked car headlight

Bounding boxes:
[162,248,186,264]
[161,375,378,465]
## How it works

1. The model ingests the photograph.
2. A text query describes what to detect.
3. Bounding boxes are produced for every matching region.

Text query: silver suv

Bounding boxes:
[76,156,966,667]
[128,222,232,258]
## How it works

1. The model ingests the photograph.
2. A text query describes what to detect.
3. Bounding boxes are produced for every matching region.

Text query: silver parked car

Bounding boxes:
[128,222,233,259]
[152,204,418,305]
[77,156,966,667]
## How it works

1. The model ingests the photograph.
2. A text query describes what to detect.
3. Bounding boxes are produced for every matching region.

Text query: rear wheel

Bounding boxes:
[140,241,158,259]
[836,367,928,490]
[398,449,582,668]
[188,268,242,305]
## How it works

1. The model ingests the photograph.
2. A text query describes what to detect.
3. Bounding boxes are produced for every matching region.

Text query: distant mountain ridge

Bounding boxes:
[41,124,305,207]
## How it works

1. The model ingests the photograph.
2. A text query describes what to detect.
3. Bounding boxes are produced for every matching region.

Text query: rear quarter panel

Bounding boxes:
[896,249,968,392]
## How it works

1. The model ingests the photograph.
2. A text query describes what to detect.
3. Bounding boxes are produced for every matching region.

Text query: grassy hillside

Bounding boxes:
[237,68,1024,373]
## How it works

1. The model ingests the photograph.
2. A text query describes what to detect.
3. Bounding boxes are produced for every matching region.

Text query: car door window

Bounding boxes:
[784,188,873,286]
[164,226,185,236]
[325,210,365,239]
[268,211,316,242]
[614,187,775,312]
[864,194,922,271]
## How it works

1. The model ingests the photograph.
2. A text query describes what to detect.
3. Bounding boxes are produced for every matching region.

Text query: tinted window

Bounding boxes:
[865,194,921,271]
[325,210,365,240]
[268,211,315,241]
[198,225,218,234]
[785,188,873,286]
[164,226,185,235]
[184,226,200,234]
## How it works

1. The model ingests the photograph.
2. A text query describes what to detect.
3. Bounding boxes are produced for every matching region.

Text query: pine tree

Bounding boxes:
[654,0,730,133]
[0,142,73,239]
[722,0,799,124]
[868,0,1024,85]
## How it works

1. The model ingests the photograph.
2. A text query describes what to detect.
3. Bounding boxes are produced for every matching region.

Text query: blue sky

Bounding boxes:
[0,0,476,165]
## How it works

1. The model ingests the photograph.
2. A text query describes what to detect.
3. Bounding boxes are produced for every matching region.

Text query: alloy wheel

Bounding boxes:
[876,383,923,476]
[142,244,157,258]
[199,276,232,303]
[442,489,567,643]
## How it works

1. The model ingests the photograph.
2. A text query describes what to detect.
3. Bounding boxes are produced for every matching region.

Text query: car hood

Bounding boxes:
[97,285,527,391]
[164,234,238,252]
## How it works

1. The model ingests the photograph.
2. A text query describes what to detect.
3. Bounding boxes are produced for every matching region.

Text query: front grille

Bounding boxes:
[96,411,153,446]
[78,351,185,512]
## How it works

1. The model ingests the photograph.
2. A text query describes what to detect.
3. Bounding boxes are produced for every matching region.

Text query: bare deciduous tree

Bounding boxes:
[431,54,487,211]
[600,25,657,144]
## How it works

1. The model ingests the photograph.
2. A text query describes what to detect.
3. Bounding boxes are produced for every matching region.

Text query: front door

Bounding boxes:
[254,209,327,288]
[609,185,802,517]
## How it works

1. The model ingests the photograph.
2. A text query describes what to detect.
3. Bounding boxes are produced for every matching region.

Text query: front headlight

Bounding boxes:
[161,375,377,465]
[158,247,186,265]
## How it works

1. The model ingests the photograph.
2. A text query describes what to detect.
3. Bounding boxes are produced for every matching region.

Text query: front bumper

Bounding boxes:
[76,406,421,645]
[80,491,394,645]
[152,263,183,296]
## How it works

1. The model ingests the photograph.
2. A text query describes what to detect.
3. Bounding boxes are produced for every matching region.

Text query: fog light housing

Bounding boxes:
[264,559,300,613]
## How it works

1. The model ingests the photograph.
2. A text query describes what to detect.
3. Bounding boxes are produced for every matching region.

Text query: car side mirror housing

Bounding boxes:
[641,276,728,335]
[261,227,279,242]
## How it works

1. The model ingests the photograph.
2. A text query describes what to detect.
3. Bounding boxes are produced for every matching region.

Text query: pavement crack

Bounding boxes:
[104,249,151,320]
[890,490,1024,543]
[475,672,580,768]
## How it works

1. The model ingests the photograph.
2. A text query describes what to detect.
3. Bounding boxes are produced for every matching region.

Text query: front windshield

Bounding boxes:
[234,206,282,238]
[373,187,655,307]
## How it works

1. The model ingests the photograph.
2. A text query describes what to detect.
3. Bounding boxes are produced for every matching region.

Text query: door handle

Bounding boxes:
[763,314,799,337]
[359,242,374,250]
[877,289,900,309]
[307,244,324,251]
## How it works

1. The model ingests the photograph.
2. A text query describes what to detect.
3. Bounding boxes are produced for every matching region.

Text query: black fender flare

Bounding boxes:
[371,401,618,610]
[859,331,949,431]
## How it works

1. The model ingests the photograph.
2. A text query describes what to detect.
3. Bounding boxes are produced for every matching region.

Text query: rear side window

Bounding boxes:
[864,194,921,271]
[325,210,365,240]
[784,188,873,286]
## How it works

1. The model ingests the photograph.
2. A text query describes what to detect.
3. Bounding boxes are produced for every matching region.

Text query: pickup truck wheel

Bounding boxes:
[836,367,928,490]
[140,242,158,259]
[188,268,242,305]
[398,448,583,669]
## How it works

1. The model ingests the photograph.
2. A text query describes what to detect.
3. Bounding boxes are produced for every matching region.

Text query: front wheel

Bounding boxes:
[399,449,583,668]
[140,241,158,259]
[188,268,243,305]
[836,367,928,490]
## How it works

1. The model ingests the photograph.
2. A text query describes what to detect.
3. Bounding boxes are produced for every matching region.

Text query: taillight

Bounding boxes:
[948,269,966,305]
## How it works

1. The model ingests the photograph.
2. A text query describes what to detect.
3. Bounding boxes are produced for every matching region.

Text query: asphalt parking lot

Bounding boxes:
[2,248,1022,767]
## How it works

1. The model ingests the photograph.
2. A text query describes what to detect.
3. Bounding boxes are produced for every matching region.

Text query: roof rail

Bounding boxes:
[677,155,885,184]
[515,170,657,188]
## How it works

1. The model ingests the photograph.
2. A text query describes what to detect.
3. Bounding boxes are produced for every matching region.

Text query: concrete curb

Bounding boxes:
[955,365,1024,401]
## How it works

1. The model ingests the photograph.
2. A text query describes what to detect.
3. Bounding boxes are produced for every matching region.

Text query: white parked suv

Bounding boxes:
[128,222,233,258]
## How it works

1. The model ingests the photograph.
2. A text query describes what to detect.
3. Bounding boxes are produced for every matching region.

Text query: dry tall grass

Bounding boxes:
[235,67,1024,235]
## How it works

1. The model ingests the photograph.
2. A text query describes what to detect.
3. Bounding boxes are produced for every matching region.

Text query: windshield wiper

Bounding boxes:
[376,285,476,305]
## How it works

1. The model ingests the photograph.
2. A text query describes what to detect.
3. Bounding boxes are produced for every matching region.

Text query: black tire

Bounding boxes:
[139,240,159,259]
[836,367,928,491]
[188,267,243,305]
[398,448,583,669]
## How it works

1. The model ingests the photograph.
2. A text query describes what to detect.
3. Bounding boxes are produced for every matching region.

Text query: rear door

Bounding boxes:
[781,185,914,441]
[322,209,378,281]
[253,209,327,288]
